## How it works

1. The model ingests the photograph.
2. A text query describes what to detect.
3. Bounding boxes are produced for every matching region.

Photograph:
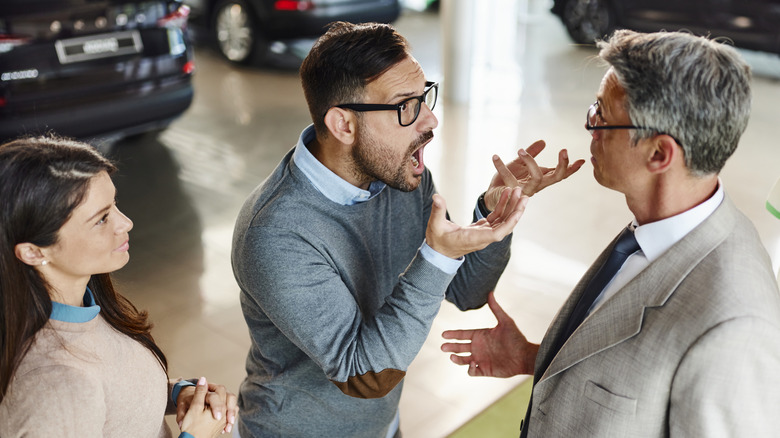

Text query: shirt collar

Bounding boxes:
[292,124,386,205]
[50,288,101,323]
[633,180,725,262]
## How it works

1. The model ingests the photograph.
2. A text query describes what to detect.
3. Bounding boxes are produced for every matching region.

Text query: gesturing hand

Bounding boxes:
[483,140,585,211]
[426,188,528,259]
[441,291,539,377]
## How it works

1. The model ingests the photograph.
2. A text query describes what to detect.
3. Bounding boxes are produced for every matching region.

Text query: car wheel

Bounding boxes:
[213,0,268,64]
[561,0,614,45]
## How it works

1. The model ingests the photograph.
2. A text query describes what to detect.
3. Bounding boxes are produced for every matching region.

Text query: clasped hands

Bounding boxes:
[425,140,584,260]
[176,378,238,437]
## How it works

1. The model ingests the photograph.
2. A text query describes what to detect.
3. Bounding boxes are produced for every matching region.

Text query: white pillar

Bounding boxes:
[440,0,477,104]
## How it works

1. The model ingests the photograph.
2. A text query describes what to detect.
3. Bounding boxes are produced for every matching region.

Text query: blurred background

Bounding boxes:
[2,0,779,436]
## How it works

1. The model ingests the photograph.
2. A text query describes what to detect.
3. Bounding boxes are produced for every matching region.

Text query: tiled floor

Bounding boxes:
[106,3,780,437]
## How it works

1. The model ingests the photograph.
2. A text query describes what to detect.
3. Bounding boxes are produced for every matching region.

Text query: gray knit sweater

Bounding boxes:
[232,146,512,437]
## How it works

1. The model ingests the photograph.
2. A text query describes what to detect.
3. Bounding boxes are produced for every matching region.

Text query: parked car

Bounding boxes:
[184,0,401,65]
[552,0,780,54]
[0,0,195,143]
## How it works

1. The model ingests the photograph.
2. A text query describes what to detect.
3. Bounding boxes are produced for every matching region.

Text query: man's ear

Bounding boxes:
[14,242,47,267]
[323,107,357,145]
[647,135,680,174]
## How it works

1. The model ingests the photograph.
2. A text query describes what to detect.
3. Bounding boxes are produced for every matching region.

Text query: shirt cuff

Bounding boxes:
[171,379,197,407]
[420,240,464,274]
[474,204,486,221]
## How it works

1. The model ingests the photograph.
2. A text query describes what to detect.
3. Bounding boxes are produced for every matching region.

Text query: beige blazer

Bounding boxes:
[526,195,780,437]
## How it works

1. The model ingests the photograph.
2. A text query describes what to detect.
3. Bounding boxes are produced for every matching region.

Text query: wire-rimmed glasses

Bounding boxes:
[586,101,682,146]
[585,101,652,133]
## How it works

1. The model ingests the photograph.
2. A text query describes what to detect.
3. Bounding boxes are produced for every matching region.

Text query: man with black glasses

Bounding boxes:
[442,30,780,437]
[231,21,581,437]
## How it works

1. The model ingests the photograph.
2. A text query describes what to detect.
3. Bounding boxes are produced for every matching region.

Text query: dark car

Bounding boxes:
[552,0,780,54]
[0,0,195,142]
[185,0,401,65]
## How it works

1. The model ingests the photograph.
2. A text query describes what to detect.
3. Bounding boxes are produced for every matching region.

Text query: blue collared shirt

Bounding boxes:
[50,288,101,323]
[292,125,463,274]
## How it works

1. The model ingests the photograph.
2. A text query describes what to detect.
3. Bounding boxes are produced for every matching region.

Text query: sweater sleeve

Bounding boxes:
[235,226,455,399]
[1,365,107,437]
[446,230,512,310]
[416,175,512,311]
[430,191,512,310]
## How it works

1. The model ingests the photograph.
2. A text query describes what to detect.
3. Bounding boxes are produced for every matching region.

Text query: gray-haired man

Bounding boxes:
[443,30,780,437]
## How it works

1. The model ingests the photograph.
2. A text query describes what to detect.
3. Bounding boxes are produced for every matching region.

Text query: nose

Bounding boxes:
[417,101,438,131]
[588,127,602,141]
[114,206,133,233]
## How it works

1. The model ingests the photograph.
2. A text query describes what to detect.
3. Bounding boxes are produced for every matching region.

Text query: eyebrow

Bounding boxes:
[85,189,117,224]
[387,81,429,103]
[387,90,416,103]
[595,97,611,121]
[85,204,112,224]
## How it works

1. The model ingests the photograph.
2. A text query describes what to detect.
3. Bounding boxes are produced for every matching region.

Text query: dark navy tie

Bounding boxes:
[557,226,640,346]
[520,226,640,438]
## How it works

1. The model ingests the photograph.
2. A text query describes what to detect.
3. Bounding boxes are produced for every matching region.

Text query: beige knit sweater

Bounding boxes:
[0,315,172,437]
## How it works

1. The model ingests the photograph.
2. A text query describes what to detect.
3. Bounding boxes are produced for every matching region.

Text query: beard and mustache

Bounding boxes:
[350,126,434,192]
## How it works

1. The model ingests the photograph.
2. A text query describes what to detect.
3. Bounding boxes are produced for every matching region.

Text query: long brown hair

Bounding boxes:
[0,136,167,402]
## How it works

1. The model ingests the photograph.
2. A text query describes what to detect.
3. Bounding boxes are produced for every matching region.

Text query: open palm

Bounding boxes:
[441,291,538,378]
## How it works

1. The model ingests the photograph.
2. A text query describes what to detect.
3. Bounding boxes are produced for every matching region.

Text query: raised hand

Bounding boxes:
[441,291,539,377]
[483,140,585,211]
[426,188,528,259]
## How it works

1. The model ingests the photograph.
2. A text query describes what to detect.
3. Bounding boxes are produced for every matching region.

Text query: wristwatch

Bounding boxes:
[477,192,491,216]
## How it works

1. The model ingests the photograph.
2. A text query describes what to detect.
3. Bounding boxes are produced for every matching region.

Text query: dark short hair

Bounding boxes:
[598,30,752,176]
[300,21,411,137]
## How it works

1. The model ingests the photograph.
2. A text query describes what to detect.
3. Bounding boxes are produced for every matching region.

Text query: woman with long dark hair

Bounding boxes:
[0,136,236,437]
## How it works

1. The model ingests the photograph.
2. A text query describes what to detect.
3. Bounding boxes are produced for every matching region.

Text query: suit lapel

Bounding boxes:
[532,234,615,382]
[536,195,738,386]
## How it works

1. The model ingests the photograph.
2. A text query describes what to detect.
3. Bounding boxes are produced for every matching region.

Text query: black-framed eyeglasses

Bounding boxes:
[330,81,438,127]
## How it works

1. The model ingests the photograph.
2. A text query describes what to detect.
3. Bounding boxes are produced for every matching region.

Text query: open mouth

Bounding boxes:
[410,132,434,174]
[411,148,422,169]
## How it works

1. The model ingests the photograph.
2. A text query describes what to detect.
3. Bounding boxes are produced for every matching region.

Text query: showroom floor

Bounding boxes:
[106,3,780,437]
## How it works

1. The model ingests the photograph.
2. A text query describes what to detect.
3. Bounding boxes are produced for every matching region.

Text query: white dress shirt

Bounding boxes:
[588,182,725,315]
